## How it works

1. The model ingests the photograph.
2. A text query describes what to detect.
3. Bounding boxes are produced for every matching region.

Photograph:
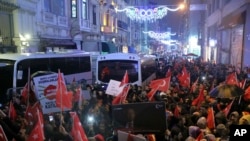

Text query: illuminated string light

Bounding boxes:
[115,5,183,22]
[143,31,176,40]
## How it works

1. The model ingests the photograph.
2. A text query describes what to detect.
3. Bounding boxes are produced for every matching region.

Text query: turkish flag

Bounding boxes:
[70,112,88,141]
[146,88,158,102]
[25,102,41,126]
[112,85,130,105]
[177,67,190,88]
[225,72,238,86]
[119,70,129,87]
[21,83,29,104]
[8,101,17,121]
[27,110,44,141]
[191,86,205,108]
[0,125,8,141]
[165,68,172,78]
[190,77,199,94]
[244,86,250,101]
[150,76,171,92]
[222,99,234,117]
[207,107,215,129]
[55,69,73,110]
[196,132,203,141]
[174,105,180,118]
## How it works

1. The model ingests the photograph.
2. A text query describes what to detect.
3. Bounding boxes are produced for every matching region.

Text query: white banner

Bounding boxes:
[33,73,70,114]
[105,79,124,96]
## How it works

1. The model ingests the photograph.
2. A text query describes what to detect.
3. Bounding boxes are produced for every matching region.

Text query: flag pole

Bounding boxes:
[27,67,30,106]
[59,69,63,125]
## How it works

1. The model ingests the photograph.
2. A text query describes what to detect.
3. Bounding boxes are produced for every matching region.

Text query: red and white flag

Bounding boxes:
[0,125,8,141]
[149,76,171,92]
[70,112,88,141]
[119,70,129,87]
[112,85,130,105]
[222,99,234,117]
[55,69,73,110]
[27,109,44,141]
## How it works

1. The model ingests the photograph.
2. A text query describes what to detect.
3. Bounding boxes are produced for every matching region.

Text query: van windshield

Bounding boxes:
[0,59,15,103]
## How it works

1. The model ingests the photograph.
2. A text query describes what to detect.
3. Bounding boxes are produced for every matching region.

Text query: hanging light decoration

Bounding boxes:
[143,31,176,40]
[115,5,183,22]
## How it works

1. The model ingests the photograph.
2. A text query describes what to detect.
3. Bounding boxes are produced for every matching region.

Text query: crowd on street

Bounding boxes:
[1,56,250,141]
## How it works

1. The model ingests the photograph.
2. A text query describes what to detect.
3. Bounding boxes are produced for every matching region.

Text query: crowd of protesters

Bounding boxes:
[1,56,250,141]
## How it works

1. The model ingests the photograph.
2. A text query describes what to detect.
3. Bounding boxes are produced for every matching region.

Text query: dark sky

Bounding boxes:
[148,0,185,34]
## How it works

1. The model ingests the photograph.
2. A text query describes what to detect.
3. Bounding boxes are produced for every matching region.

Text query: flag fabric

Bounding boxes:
[8,101,17,121]
[112,85,130,105]
[55,70,73,110]
[174,105,180,118]
[207,107,215,129]
[190,77,199,94]
[146,88,158,101]
[222,99,234,117]
[177,67,190,88]
[21,83,29,104]
[70,112,88,141]
[196,131,203,141]
[25,102,41,126]
[191,86,205,108]
[119,70,129,87]
[73,86,82,103]
[165,68,172,78]
[225,72,238,86]
[244,86,250,101]
[27,109,44,141]
[149,76,171,92]
[0,125,8,141]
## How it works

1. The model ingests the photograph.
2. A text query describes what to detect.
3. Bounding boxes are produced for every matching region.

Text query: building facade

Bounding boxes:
[0,0,136,54]
[205,0,250,68]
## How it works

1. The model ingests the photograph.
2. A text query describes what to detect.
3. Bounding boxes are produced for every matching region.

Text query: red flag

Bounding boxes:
[70,112,88,141]
[55,70,73,110]
[244,86,250,101]
[146,88,158,101]
[165,68,172,78]
[8,101,17,121]
[112,85,130,105]
[27,110,44,141]
[196,132,203,141]
[119,70,129,87]
[207,107,215,129]
[177,67,190,88]
[21,83,29,104]
[150,77,171,92]
[225,72,238,86]
[174,105,180,118]
[222,99,234,117]
[25,102,41,126]
[73,86,82,102]
[0,125,8,141]
[191,86,205,108]
[190,77,199,94]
